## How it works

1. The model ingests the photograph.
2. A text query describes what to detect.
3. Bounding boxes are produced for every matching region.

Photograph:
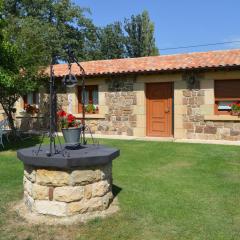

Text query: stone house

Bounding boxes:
[12,49,240,141]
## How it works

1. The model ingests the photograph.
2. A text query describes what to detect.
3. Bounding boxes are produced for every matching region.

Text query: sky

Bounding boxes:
[75,0,240,55]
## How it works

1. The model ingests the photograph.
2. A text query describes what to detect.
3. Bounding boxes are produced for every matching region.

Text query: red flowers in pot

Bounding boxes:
[57,110,81,129]
[57,110,82,145]
[229,102,240,116]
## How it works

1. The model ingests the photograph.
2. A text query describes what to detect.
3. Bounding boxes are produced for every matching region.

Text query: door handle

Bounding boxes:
[165,108,170,113]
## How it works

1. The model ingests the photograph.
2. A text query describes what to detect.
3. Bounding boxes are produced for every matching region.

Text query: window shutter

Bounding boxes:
[215,80,240,115]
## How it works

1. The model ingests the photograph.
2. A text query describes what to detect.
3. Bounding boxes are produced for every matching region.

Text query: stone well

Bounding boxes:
[17,145,119,220]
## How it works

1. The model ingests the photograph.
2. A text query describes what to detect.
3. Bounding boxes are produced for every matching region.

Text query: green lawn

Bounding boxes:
[1,137,240,240]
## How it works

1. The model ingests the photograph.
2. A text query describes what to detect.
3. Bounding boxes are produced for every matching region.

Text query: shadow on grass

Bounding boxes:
[0,135,43,152]
[112,184,122,198]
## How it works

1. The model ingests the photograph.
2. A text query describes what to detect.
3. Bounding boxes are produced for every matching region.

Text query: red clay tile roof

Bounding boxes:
[52,49,240,77]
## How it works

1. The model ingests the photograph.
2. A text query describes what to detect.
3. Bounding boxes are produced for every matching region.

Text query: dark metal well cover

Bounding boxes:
[17,144,120,169]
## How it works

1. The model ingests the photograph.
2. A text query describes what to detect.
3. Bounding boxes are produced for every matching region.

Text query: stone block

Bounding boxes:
[71,169,99,186]
[195,126,204,133]
[186,132,196,139]
[102,192,113,210]
[85,197,104,212]
[187,108,192,115]
[194,115,204,122]
[204,126,217,134]
[175,105,187,115]
[54,186,84,202]
[183,122,194,130]
[223,135,236,141]
[35,200,67,217]
[24,191,34,211]
[197,90,205,96]
[133,127,145,137]
[127,128,133,136]
[174,115,183,129]
[233,124,240,131]
[207,134,217,140]
[67,200,87,215]
[196,133,207,140]
[192,108,201,116]
[130,121,137,128]
[92,180,110,197]
[230,129,240,136]
[32,184,49,200]
[174,89,184,105]
[136,114,145,128]
[218,128,230,136]
[182,97,188,105]
[196,96,205,105]
[24,165,36,182]
[84,185,92,199]
[23,176,33,196]
[200,104,214,115]
[99,92,106,106]
[36,169,70,187]
[206,121,214,127]
[189,97,195,105]
[204,89,214,105]
[174,128,186,139]
[183,90,191,97]
[133,106,145,115]
[224,122,234,128]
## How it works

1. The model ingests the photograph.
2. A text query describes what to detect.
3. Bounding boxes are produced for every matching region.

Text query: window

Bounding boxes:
[215,80,240,115]
[78,85,99,113]
[23,92,39,109]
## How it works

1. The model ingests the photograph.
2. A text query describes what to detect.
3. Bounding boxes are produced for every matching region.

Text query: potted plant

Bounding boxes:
[25,104,39,115]
[229,102,240,116]
[85,104,96,114]
[57,109,82,146]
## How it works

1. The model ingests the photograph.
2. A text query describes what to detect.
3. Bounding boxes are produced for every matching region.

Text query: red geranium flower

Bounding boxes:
[67,114,75,123]
[57,110,67,117]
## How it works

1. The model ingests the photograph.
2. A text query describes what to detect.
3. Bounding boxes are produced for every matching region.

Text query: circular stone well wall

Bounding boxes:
[23,162,113,217]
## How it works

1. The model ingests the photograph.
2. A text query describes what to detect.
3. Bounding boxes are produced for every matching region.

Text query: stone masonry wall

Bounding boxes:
[23,163,113,217]
[14,77,138,136]
[15,90,69,131]
[183,89,240,141]
[87,77,137,136]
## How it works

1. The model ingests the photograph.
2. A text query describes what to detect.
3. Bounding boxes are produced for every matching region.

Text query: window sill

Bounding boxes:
[204,115,240,121]
[75,114,105,119]
[16,113,44,118]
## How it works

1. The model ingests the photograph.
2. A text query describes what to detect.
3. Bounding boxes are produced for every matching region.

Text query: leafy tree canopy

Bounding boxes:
[124,10,159,57]
[98,22,126,60]
[3,0,97,63]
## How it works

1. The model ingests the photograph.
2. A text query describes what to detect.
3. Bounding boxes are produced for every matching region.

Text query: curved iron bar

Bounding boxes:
[65,46,87,145]
[34,47,93,157]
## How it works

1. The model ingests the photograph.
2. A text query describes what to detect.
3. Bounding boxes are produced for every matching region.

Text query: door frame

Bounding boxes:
[146,82,174,137]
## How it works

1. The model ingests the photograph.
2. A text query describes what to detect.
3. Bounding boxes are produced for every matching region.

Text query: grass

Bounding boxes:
[1,137,240,239]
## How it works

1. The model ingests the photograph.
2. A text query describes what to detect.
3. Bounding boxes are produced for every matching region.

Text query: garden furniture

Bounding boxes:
[0,119,10,148]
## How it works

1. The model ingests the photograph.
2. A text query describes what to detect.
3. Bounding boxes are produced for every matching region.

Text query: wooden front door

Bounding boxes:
[146,82,173,137]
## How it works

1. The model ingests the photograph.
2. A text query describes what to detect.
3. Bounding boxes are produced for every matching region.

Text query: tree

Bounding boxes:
[124,10,159,57]
[0,1,36,130]
[98,22,126,59]
[0,51,40,131]
[3,0,97,63]
[0,6,40,130]
[0,0,97,130]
